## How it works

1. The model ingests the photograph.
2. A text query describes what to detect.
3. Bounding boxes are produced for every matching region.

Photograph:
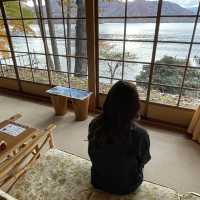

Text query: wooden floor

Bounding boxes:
[0,93,200,193]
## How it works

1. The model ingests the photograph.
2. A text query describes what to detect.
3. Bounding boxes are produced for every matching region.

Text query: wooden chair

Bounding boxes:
[0,114,56,192]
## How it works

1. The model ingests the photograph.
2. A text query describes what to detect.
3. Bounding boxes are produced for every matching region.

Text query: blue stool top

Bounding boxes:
[46,86,92,100]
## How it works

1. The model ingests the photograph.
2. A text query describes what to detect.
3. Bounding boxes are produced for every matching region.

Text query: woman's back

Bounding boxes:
[88,81,151,195]
[88,119,151,195]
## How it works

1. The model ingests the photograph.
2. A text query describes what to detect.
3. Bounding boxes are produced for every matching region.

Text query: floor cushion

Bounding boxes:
[0,189,17,200]
[9,149,179,200]
[181,193,200,200]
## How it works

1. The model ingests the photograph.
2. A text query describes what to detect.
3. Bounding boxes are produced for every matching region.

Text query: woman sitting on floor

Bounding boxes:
[88,80,151,195]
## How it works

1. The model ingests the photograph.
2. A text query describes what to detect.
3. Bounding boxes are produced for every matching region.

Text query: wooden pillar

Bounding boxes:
[85,0,97,112]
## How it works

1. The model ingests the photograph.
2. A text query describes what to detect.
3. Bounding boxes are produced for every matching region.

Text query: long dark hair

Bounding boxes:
[88,81,140,144]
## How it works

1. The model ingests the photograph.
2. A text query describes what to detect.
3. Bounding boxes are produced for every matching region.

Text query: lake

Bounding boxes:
[7,23,200,81]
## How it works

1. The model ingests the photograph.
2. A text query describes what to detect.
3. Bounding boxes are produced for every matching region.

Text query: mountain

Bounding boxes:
[39,0,195,23]
[99,0,194,17]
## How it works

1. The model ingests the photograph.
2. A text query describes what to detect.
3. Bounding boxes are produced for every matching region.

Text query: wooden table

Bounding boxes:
[0,114,56,191]
[0,117,38,162]
[47,86,92,121]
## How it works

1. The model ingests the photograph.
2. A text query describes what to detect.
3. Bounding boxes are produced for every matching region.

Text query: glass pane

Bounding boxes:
[4,1,21,19]
[137,83,148,101]
[150,85,180,106]
[29,54,49,84]
[99,41,123,60]
[124,62,150,82]
[44,19,64,37]
[99,0,125,17]
[152,65,184,86]
[73,19,87,38]
[183,68,200,89]
[24,20,41,37]
[52,71,69,86]
[99,60,122,80]
[50,56,87,76]
[27,38,45,53]
[18,67,33,82]
[180,89,200,109]
[56,39,66,55]
[8,20,24,36]
[73,58,88,76]
[0,52,16,79]
[34,69,49,84]
[72,39,87,57]
[4,1,36,19]
[0,20,7,36]
[65,19,86,39]
[127,0,158,17]
[135,63,150,83]
[189,44,200,67]
[99,19,125,40]
[49,55,70,73]
[126,20,156,41]
[21,1,37,18]
[125,42,153,62]
[52,56,75,73]
[0,52,13,65]
[194,19,200,43]
[68,0,86,18]
[15,53,30,67]
[50,56,88,90]
[0,36,10,52]
[70,76,88,90]
[155,43,189,65]
[44,19,87,39]
[99,78,118,94]
[161,0,199,16]
[159,18,195,42]
[12,37,28,53]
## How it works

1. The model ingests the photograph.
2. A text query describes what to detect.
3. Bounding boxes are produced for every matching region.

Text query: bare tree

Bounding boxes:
[74,0,87,76]
[32,0,54,69]
[100,42,136,84]
[45,0,61,71]
[60,0,73,74]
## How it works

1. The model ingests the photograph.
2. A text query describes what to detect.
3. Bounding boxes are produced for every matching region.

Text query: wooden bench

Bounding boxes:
[47,86,92,121]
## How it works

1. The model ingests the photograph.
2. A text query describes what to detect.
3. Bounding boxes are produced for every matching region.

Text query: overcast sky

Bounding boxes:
[165,0,199,7]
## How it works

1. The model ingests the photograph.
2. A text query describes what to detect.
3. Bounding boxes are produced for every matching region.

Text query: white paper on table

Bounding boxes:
[0,124,26,136]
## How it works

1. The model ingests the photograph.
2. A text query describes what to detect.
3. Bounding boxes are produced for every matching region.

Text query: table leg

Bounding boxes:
[73,96,90,121]
[50,95,68,116]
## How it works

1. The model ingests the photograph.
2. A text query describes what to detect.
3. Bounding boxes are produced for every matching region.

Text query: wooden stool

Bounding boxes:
[73,96,90,121]
[47,86,92,120]
[50,95,68,116]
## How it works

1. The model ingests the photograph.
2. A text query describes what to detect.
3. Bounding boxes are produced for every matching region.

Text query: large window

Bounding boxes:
[98,0,200,109]
[0,0,88,89]
[0,0,200,111]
